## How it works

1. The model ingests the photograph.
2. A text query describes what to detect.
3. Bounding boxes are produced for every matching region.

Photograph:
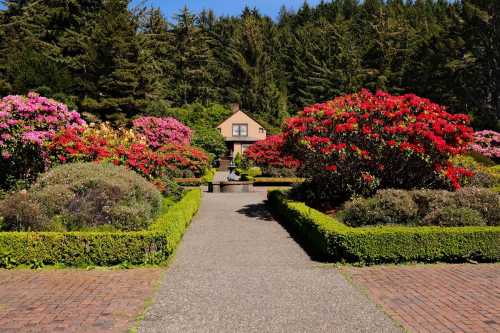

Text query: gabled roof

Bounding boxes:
[216,110,266,129]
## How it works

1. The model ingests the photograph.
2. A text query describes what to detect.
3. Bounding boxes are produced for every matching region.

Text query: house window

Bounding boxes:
[232,124,248,137]
[259,127,265,133]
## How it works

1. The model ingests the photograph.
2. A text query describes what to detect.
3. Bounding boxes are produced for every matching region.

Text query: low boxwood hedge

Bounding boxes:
[254,177,305,186]
[267,190,500,264]
[175,178,204,186]
[0,189,202,268]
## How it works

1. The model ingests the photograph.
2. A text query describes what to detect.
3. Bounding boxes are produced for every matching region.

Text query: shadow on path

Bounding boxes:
[236,202,274,221]
[237,199,327,262]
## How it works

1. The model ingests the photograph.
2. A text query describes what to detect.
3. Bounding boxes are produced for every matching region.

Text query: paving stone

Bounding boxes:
[344,264,500,333]
[0,268,162,332]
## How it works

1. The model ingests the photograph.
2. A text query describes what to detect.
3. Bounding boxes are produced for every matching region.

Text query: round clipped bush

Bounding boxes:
[342,189,419,227]
[420,207,486,227]
[0,163,162,231]
[283,90,474,201]
[452,187,500,226]
[0,93,85,189]
[340,187,499,227]
[0,191,51,231]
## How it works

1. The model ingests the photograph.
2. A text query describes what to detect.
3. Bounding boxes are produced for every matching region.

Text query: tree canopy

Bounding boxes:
[0,0,498,131]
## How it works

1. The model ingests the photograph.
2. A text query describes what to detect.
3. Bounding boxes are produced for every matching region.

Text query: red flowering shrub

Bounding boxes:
[45,127,209,181]
[45,127,112,164]
[112,143,209,179]
[283,90,474,202]
[244,135,300,176]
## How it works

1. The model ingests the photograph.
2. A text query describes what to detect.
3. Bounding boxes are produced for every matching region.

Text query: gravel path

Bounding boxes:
[139,192,401,333]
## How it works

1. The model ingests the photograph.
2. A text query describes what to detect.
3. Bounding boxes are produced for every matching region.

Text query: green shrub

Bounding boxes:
[159,177,185,201]
[420,207,486,227]
[0,192,50,231]
[201,168,216,183]
[268,190,500,264]
[410,189,455,217]
[192,127,227,159]
[0,163,162,232]
[341,187,499,227]
[342,190,419,227]
[452,187,500,226]
[0,189,201,267]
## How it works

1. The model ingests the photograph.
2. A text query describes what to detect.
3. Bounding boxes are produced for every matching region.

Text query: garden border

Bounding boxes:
[267,190,500,264]
[253,177,304,186]
[0,189,202,267]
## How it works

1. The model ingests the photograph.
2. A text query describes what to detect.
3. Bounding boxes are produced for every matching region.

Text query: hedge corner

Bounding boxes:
[267,189,500,264]
[0,189,202,268]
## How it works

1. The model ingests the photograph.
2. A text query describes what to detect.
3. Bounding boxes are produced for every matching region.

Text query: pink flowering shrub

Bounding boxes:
[0,93,85,188]
[470,130,500,162]
[132,116,192,148]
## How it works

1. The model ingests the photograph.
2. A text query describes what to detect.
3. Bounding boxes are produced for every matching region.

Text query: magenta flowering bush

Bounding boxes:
[132,116,192,148]
[470,130,500,162]
[0,92,85,189]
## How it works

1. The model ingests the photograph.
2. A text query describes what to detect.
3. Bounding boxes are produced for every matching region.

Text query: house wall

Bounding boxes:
[217,111,267,140]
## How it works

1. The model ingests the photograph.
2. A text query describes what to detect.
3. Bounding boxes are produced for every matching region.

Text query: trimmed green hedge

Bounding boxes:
[0,189,202,267]
[268,190,500,264]
[254,177,305,186]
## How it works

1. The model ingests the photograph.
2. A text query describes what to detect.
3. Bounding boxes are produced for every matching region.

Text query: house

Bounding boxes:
[217,104,267,159]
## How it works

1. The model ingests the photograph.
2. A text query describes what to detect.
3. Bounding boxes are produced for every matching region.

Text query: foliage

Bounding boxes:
[470,130,500,162]
[192,126,226,159]
[0,189,201,267]
[451,153,500,188]
[46,127,209,180]
[342,190,419,227]
[253,177,304,185]
[267,190,500,264]
[2,1,499,131]
[421,207,486,227]
[0,93,85,189]
[154,178,184,201]
[283,90,474,202]
[85,122,147,147]
[132,116,192,148]
[245,135,300,176]
[0,163,163,232]
[341,188,499,227]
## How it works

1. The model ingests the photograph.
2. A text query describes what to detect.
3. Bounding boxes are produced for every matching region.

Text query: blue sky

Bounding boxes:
[134,0,322,19]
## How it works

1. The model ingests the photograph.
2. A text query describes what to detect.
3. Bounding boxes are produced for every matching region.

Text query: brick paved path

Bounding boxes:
[0,268,163,333]
[344,264,500,333]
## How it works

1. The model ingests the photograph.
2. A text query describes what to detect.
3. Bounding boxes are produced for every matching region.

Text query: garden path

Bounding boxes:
[139,192,401,332]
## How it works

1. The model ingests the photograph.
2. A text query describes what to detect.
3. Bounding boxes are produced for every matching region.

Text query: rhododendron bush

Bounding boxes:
[132,116,192,148]
[470,130,500,162]
[283,90,474,202]
[244,135,300,176]
[46,127,209,180]
[0,93,208,190]
[0,93,85,188]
